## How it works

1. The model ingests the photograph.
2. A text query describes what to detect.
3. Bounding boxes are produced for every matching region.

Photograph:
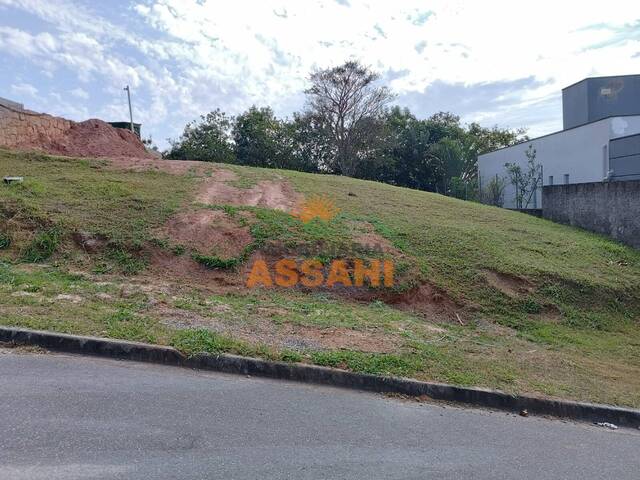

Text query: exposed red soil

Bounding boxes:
[144,248,244,292]
[159,209,253,259]
[105,156,226,175]
[237,251,462,322]
[37,119,154,159]
[196,177,303,212]
[381,283,461,321]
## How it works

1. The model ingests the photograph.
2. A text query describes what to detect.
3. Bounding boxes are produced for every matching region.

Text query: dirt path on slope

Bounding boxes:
[196,173,303,212]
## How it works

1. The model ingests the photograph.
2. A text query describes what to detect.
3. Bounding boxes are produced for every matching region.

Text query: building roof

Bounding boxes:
[561,74,640,91]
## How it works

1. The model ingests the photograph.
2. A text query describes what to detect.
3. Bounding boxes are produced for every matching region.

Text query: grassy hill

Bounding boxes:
[1,148,639,407]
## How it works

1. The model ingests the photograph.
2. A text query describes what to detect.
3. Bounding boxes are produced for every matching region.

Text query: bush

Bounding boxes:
[192,253,240,269]
[0,232,11,250]
[21,227,61,262]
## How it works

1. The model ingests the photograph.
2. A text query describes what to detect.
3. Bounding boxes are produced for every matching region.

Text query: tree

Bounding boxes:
[305,60,394,176]
[465,122,528,180]
[505,144,542,209]
[165,109,235,163]
[286,112,333,173]
[233,106,285,168]
[481,175,506,207]
[377,107,440,190]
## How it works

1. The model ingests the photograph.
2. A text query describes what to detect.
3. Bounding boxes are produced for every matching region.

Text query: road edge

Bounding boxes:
[1,326,638,428]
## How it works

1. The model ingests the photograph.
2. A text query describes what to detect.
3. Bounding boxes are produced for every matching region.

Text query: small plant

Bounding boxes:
[482,175,506,207]
[0,232,11,249]
[520,297,542,314]
[172,244,186,256]
[21,227,61,262]
[192,253,240,269]
[280,350,304,363]
[505,144,542,209]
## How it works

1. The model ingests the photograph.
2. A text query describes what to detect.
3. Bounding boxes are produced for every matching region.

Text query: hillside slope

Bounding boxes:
[1,149,639,407]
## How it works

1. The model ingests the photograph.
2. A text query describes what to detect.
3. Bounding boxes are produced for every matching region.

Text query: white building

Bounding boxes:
[478,75,640,209]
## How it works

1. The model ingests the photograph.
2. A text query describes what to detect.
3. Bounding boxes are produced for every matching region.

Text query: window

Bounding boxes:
[548,175,554,186]
[564,174,570,185]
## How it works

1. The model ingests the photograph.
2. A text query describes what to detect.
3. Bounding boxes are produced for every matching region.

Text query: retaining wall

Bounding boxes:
[0,102,71,149]
[542,181,640,248]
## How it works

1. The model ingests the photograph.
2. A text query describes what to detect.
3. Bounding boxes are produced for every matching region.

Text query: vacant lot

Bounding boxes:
[1,149,639,407]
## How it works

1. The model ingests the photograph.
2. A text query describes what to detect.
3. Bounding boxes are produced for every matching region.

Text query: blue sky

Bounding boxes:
[1,0,639,149]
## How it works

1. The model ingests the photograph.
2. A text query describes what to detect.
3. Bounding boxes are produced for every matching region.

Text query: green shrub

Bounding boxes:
[0,232,11,249]
[21,227,61,262]
[192,253,240,269]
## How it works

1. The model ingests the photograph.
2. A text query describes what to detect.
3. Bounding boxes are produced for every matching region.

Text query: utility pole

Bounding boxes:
[123,85,134,134]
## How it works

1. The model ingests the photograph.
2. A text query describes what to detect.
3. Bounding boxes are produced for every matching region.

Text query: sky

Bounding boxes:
[1,0,639,149]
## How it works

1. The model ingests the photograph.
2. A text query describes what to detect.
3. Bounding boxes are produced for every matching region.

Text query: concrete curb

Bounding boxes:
[1,326,639,428]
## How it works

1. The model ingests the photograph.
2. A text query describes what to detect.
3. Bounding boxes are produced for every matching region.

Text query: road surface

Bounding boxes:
[0,348,638,479]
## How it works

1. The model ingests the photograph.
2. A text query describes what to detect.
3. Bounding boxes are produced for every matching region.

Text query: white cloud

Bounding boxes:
[70,87,89,99]
[11,82,38,97]
[1,0,639,146]
[131,0,640,119]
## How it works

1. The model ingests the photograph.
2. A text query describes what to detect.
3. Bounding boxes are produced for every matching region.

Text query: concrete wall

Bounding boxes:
[0,102,71,149]
[542,181,640,249]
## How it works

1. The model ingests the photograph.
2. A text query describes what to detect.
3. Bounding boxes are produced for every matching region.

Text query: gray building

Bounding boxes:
[563,75,640,130]
[478,75,640,209]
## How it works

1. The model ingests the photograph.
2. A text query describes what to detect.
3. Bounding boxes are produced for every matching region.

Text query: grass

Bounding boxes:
[20,227,61,262]
[1,149,640,407]
[0,149,191,255]
[192,253,241,269]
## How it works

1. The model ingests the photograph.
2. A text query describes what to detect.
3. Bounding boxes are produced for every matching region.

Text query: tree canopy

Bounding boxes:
[165,61,527,200]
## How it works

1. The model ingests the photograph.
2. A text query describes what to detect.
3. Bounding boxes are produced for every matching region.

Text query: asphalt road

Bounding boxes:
[0,349,638,480]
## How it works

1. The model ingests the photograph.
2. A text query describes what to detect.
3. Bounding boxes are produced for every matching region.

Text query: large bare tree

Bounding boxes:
[305,61,393,176]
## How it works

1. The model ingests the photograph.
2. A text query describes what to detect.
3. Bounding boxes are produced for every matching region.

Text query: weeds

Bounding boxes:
[21,227,61,262]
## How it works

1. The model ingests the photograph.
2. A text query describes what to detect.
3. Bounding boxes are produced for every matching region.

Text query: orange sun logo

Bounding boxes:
[293,195,340,223]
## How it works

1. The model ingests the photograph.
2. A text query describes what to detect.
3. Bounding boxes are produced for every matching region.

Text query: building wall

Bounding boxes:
[589,76,640,127]
[562,75,640,129]
[609,133,640,180]
[542,181,640,249]
[478,118,612,209]
[562,80,589,130]
[0,102,71,149]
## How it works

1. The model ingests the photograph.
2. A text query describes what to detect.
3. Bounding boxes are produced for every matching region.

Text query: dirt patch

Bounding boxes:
[381,283,462,322]
[159,209,253,259]
[105,156,233,177]
[483,269,534,298]
[238,251,461,322]
[156,300,398,353]
[282,324,399,353]
[197,177,303,212]
[72,231,107,253]
[351,221,398,254]
[144,248,245,293]
[336,282,462,322]
[35,119,153,159]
